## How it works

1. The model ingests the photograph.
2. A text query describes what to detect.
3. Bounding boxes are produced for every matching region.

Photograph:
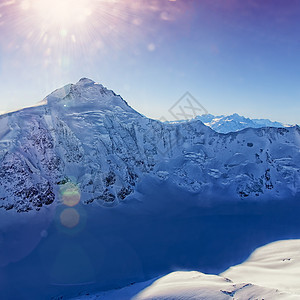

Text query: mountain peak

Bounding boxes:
[43,78,138,116]
[76,78,96,87]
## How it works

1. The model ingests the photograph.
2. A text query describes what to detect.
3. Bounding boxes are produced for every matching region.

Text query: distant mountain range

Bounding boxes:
[195,113,289,134]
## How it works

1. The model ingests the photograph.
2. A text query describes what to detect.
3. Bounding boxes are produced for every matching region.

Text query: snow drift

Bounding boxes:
[75,240,300,300]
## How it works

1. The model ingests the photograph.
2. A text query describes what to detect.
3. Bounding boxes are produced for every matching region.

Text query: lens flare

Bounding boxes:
[60,182,81,207]
[60,208,80,228]
[0,0,185,55]
[0,0,188,83]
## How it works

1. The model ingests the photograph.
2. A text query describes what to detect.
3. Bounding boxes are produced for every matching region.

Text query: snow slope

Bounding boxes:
[0,78,299,213]
[73,240,300,300]
[196,113,288,133]
[222,239,300,295]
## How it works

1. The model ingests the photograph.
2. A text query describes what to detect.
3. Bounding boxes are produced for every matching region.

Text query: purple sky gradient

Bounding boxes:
[0,0,299,124]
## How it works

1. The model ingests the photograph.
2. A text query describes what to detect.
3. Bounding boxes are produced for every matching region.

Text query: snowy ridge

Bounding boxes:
[0,79,300,212]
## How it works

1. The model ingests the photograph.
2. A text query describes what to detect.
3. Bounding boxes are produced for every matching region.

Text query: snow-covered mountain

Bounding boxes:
[196,113,288,134]
[0,78,300,213]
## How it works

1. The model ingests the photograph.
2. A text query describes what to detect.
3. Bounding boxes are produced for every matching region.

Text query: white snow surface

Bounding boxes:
[72,240,300,300]
[222,239,300,295]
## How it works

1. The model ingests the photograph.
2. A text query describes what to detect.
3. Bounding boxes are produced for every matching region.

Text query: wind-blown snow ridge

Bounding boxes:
[0,79,300,212]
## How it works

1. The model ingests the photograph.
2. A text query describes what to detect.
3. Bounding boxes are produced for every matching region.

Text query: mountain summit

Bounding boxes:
[0,79,299,212]
[44,78,136,115]
[76,77,96,86]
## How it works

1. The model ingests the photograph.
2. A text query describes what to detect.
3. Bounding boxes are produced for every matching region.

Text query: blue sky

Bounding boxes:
[0,0,299,124]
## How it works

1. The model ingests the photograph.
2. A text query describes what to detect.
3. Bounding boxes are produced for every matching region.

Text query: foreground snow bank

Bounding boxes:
[222,239,300,295]
[73,240,300,300]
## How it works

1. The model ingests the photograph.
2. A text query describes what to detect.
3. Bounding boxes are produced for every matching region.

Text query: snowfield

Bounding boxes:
[222,239,300,295]
[73,240,300,300]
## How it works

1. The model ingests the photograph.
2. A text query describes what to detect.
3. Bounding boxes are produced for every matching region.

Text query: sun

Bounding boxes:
[21,0,94,31]
[16,0,110,58]
[17,0,127,50]
[0,0,182,63]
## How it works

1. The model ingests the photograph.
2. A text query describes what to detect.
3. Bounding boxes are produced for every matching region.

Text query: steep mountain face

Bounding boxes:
[196,113,287,133]
[0,79,299,212]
